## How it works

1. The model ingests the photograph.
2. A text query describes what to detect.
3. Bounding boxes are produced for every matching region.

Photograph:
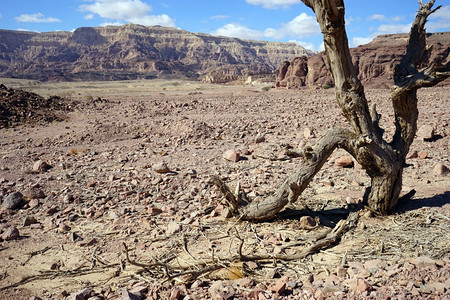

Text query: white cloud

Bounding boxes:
[271,12,320,39]
[376,23,411,34]
[427,5,450,32]
[368,14,386,21]
[429,5,450,20]
[350,36,374,47]
[212,12,319,41]
[15,13,61,23]
[212,23,264,40]
[85,14,94,20]
[210,15,229,21]
[79,0,175,27]
[246,0,300,9]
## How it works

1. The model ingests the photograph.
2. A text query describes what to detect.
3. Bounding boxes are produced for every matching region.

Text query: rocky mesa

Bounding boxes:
[275,32,450,88]
[0,24,313,82]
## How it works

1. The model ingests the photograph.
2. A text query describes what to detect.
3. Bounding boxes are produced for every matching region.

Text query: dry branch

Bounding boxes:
[121,212,359,283]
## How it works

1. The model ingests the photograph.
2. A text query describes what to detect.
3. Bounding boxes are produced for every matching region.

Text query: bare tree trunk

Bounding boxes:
[212,0,450,221]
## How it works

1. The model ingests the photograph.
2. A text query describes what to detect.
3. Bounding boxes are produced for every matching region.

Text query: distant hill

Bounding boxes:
[0,24,314,82]
[275,32,450,88]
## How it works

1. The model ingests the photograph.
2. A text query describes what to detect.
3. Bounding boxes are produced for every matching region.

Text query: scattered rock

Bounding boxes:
[406,151,418,159]
[68,288,93,300]
[1,226,19,240]
[418,151,428,159]
[121,288,141,300]
[28,198,40,209]
[167,222,181,235]
[433,163,449,175]
[32,160,51,173]
[417,124,435,140]
[3,192,24,209]
[299,216,316,228]
[223,149,240,162]
[255,134,266,143]
[24,186,46,199]
[268,277,288,294]
[148,207,163,216]
[153,161,170,173]
[335,156,354,168]
[356,279,372,293]
[221,207,232,218]
[303,127,315,139]
[23,216,38,226]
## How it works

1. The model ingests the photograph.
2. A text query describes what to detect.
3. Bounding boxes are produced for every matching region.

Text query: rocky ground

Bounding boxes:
[0,80,449,299]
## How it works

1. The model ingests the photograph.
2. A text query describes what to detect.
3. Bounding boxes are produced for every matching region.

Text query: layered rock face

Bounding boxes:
[0,24,313,82]
[275,32,450,88]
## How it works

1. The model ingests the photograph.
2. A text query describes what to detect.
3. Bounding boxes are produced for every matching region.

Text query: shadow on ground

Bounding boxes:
[396,191,450,213]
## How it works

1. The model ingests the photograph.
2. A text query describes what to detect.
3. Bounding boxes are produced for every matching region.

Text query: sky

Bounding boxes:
[0,0,449,51]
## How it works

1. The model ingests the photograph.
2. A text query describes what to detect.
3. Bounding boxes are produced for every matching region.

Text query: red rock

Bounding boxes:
[223,149,240,162]
[356,279,372,292]
[23,216,38,226]
[335,156,354,167]
[406,151,418,159]
[153,161,170,173]
[269,277,287,294]
[299,216,316,228]
[1,226,19,241]
[255,134,266,143]
[148,207,163,216]
[25,187,46,199]
[418,151,428,159]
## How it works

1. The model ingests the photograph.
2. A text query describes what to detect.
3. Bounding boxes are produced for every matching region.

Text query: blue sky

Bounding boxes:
[0,0,449,51]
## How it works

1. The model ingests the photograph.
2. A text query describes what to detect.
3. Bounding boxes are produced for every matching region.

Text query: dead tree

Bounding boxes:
[213,0,449,221]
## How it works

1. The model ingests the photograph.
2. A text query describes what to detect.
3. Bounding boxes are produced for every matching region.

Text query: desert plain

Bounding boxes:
[0,78,449,299]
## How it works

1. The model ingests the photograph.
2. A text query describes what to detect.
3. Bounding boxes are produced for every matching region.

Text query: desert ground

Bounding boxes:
[0,78,449,299]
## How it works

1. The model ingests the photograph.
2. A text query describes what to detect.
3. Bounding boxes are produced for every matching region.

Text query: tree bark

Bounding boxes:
[212,0,450,221]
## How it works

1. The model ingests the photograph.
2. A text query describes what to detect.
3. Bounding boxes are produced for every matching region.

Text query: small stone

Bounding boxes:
[417,124,435,140]
[148,207,163,216]
[23,216,38,226]
[221,207,232,218]
[28,198,39,209]
[418,151,428,159]
[303,127,315,139]
[32,160,51,173]
[364,259,387,274]
[167,222,181,235]
[255,134,266,143]
[356,278,372,293]
[406,151,418,159]
[411,256,437,268]
[1,226,19,241]
[121,288,141,300]
[223,149,240,162]
[336,265,347,277]
[25,187,46,199]
[169,287,183,300]
[153,161,170,173]
[299,216,316,228]
[269,277,287,294]
[3,192,24,209]
[433,163,449,176]
[335,156,354,168]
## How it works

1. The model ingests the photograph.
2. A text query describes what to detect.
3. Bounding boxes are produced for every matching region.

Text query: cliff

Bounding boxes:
[0,24,314,82]
[275,32,450,88]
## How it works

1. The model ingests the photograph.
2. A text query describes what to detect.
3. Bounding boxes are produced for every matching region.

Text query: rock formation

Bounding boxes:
[275,32,450,88]
[0,24,313,82]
